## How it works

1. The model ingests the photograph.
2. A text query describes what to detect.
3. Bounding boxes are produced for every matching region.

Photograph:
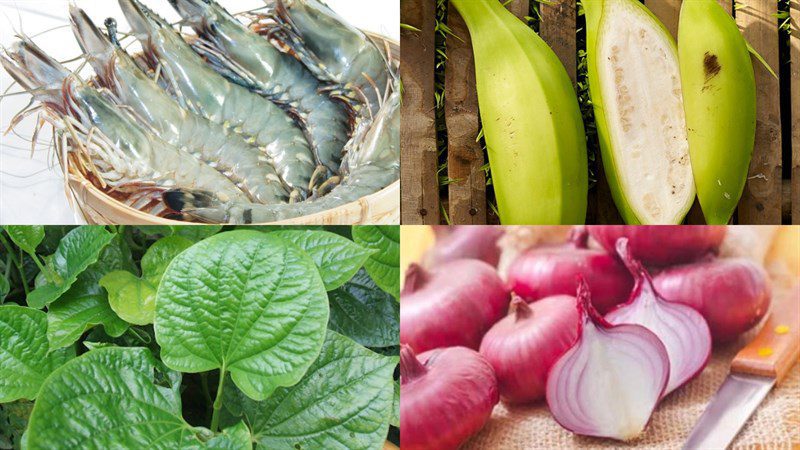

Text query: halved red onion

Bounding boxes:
[479,295,580,403]
[400,345,499,450]
[605,238,712,394]
[588,225,726,266]
[546,279,669,441]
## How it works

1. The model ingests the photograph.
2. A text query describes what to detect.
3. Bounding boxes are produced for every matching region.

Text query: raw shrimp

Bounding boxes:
[69,6,288,204]
[163,75,400,224]
[1,37,249,211]
[260,0,391,118]
[118,0,317,197]
[169,0,352,174]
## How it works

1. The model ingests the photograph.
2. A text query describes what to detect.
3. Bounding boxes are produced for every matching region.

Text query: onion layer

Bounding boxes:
[400,345,499,450]
[400,259,509,353]
[546,279,669,441]
[480,295,580,403]
[507,227,632,314]
[589,225,726,266]
[605,238,712,394]
[653,257,771,342]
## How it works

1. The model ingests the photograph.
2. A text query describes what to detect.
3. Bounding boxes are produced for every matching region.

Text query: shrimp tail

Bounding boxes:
[163,190,236,223]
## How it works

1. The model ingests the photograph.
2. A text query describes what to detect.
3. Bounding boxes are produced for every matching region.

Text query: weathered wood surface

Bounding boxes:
[400,0,440,224]
[792,0,800,224]
[444,3,486,224]
[737,0,784,224]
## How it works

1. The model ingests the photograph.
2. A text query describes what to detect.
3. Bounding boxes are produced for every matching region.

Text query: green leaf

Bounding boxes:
[141,235,194,285]
[328,269,399,348]
[46,237,133,349]
[156,231,329,401]
[3,226,44,255]
[0,400,33,450]
[100,271,157,326]
[25,347,240,449]
[391,380,400,427]
[98,235,192,327]
[273,230,374,291]
[0,276,9,304]
[204,422,251,450]
[225,331,396,450]
[352,226,400,299]
[26,227,114,308]
[137,225,223,242]
[0,306,74,402]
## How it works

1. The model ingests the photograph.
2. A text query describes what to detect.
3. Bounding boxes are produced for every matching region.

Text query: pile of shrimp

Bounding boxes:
[1,0,398,224]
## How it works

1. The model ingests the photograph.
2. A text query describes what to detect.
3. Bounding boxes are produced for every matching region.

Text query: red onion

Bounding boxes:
[546,279,669,441]
[653,257,771,342]
[479,295,580,403]
[425,226,503,267]
[507,227,633,314]
[400,259,509,353]
[589,225,726,266]
[605,239,711,394]
[400,345,499,450]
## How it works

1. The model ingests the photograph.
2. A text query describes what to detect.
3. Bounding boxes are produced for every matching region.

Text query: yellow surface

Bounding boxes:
[768,226,800,276]
[400,226,435,288]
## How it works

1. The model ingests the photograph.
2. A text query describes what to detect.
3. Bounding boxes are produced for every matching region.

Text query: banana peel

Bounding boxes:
[678,0,756,224]
[451,0,587,225]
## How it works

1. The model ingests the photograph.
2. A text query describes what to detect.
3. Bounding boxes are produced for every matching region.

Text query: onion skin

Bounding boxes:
[653,258,771,342]
[400,345,499,450]
[605,238,712,394]
[425,226,504,267]
[546,279,669,441]
[400,259,509,353]
[507,227,632,314]
[589,225,726,266]
[480,295,579,403]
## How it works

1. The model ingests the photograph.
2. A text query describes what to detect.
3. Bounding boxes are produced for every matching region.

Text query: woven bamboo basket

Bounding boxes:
[62,32,399,225]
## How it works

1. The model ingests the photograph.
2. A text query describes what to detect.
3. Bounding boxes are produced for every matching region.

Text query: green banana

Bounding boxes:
[585,0,695,224]
[678,0,755,224]
[450,0,587,225]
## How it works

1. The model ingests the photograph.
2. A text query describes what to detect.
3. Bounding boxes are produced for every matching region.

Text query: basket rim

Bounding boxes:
[63,31,399,225]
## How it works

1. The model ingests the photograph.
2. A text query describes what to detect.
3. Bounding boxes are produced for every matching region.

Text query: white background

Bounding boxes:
[0,0,399,224]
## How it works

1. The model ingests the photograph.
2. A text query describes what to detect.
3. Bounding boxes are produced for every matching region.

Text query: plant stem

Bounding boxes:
[210,367,227,432]
[17,250,29,296]
[200,373,212,420]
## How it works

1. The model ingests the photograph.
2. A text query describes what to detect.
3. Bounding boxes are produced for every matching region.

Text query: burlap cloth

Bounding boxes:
[463,270,800,450]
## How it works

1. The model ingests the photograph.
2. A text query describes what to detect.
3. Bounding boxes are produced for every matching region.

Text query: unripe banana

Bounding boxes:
[678,0,755,224]
[450,0,587,225]
[585,0,695,224]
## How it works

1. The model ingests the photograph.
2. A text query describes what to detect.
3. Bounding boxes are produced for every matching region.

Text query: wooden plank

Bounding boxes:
[646,0,682,38]
[505,0,530,20]
[792,0,800,224]
[540,0,577,85]
[736,0,783,224]
[400,0,440,224]
[444,3,486,224]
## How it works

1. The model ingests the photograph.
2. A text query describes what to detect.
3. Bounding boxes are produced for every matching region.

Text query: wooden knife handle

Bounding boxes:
[732,282,800,382]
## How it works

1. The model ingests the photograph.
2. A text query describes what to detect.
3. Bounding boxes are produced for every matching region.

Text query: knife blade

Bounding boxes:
[683,282,800,450]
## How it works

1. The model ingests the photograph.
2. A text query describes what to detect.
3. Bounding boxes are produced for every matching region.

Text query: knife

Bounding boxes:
[683,282,800,450]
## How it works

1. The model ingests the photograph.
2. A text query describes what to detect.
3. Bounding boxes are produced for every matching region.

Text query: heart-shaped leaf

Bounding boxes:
[273,230,373,291]
[46,236,133,349]
[223,331,396,450]
[0,306,74,402]
[100,235,193,326]
[25,347,247,449]
[352,226,400,299]
[156,230,329,401]
[26,227,114,309]
[101,271,157,326]
[328,269,399,348]
[3,226,44,255]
